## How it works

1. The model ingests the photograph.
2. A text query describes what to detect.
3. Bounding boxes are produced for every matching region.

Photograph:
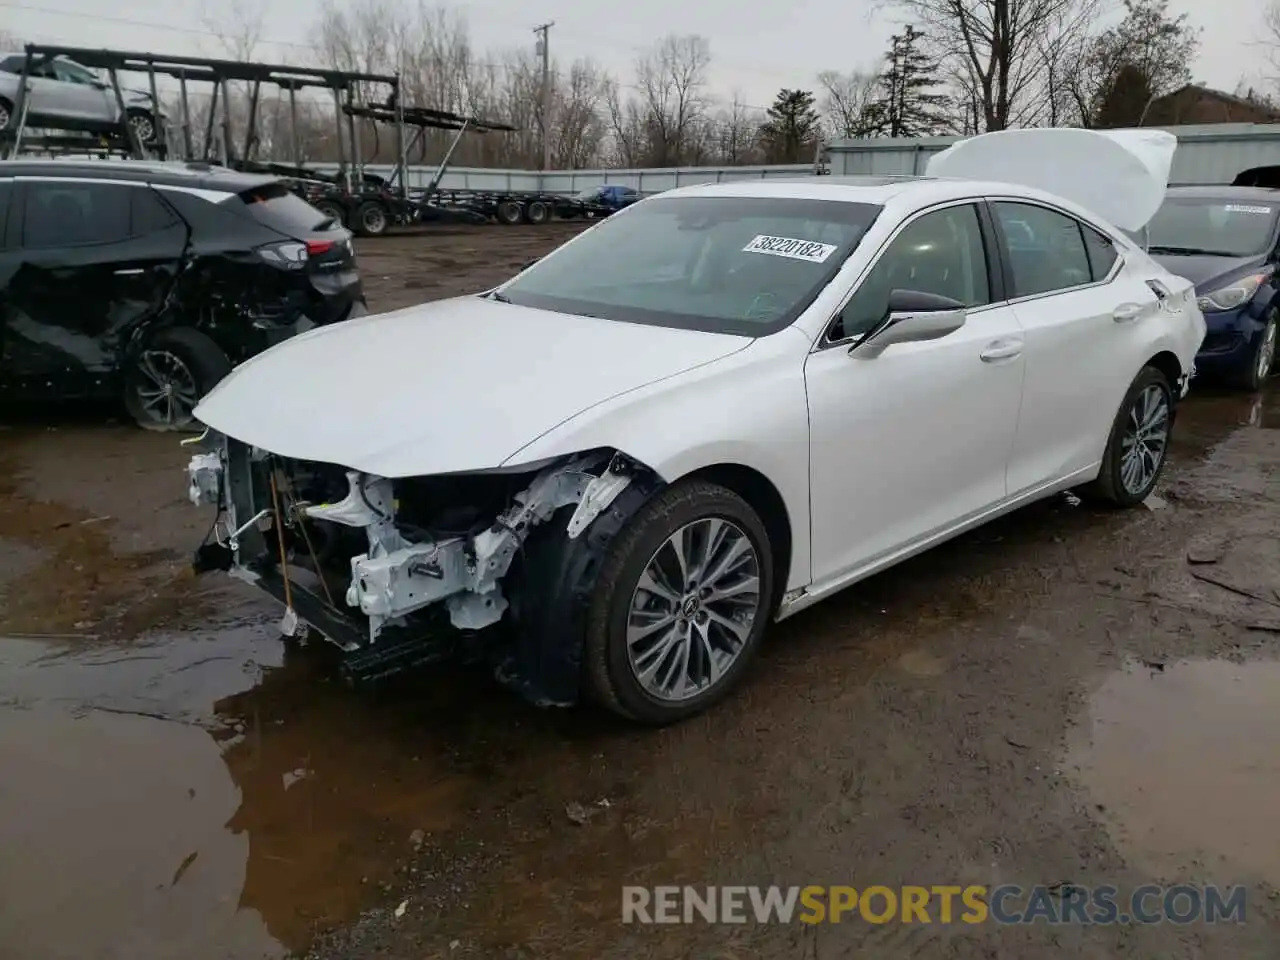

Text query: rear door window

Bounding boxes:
[993,202,1093,298]
[21,181,132,248]
[0,180,11,245]
[226,183,333,237]
[131,188,181,234]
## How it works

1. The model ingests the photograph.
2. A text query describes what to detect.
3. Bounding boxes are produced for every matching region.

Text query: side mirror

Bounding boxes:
[850,289,967,358]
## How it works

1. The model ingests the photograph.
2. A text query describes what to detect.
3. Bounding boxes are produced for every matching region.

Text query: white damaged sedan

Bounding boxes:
[185,127,1205,723]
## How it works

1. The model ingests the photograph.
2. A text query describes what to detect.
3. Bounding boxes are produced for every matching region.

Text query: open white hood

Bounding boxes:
[925,127,1177,232]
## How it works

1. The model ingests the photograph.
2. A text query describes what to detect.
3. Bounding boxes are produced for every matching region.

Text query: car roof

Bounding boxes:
[0,159,277,193]
[1165,184,1280,200]
[661,176,931,204]
[659,175,1096,210]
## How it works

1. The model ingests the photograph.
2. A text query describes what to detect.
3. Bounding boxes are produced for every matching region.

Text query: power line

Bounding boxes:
[2,1,822,94]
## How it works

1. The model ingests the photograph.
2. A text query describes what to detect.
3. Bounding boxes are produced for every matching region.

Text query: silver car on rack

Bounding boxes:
[0,53,163,143]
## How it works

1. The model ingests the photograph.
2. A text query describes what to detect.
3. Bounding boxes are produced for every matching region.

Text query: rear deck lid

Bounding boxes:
[925,127,1177,232]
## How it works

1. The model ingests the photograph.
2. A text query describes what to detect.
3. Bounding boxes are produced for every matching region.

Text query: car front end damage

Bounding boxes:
[185,432,645,700]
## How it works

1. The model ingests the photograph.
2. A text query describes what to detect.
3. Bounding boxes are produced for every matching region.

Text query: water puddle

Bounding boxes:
[1067,658,1280,886]
[0,626,474,959]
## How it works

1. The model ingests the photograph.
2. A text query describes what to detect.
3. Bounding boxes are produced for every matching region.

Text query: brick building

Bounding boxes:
[1145,85,1280,126]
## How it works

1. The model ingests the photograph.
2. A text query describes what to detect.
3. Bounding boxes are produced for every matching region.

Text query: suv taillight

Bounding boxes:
[256,241,307,269]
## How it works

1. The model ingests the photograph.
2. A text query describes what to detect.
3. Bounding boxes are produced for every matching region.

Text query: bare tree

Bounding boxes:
[703,94,762,163]
[200,0,265,61]
[817,69,881,138]
[881,0,1105,131]
[632,34,712,166]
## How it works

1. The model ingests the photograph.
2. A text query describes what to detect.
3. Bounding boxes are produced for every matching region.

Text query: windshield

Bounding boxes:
[497,196,882,336]
[1140,197,1280,257]
[574,187,604,201]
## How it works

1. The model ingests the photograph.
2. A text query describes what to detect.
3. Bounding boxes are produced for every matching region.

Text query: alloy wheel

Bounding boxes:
[625,517,763,702]
[1257,318,1277,382]
[1119,383,1170,496]
[0,104,9,129]
[133,350,198,427]
[129,113,155,143]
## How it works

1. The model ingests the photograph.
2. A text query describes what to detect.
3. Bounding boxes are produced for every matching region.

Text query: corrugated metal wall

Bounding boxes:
[305,162,816,194]
[824,123,1280,185]
[299,123,1280,194]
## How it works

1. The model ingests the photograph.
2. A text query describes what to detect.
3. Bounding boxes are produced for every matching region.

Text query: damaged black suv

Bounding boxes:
[0,160,365,428]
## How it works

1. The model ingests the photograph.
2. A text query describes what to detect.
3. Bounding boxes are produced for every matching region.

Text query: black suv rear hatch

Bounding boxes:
[222,182,364,325]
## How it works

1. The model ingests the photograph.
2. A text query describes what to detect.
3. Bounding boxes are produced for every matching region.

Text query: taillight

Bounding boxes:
[255,241,307,269]
[306,240,335,255]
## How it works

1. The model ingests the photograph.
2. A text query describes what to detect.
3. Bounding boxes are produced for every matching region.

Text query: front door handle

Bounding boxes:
[114,268,145,275]
[980,338,1024,362]
[1113,302,1143,323]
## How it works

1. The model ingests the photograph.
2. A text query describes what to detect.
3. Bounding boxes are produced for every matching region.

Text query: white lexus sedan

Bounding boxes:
[185,128,1206,724]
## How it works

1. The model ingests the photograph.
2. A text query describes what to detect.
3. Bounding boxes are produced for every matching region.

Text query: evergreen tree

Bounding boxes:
[1081,0,1199,127]
[758,88,822,163]
[862,25,948,138]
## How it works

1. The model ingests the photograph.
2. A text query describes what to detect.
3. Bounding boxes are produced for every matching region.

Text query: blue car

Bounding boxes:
[571,184,641,216]
[1140,186,1280,391]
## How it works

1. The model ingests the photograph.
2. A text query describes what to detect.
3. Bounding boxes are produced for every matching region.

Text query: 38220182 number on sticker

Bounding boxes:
[742,235,838,263]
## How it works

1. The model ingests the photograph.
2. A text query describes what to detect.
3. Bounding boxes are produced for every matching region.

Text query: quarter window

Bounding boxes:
[836,203,991,340]
[994,202,1092,298]
[1082,225,1119,281]
[22,181,133,248]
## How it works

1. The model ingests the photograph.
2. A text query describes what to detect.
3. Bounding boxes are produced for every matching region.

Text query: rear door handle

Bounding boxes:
[114,267,145,275]
[1112,303,1143,323]
[980,338,1024,362]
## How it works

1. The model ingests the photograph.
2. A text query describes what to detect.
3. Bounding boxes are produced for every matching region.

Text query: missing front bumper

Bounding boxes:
[185,437,637,652]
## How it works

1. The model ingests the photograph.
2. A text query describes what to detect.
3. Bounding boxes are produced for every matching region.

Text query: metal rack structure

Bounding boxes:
[0,44,599,232]
[1,45,399,183]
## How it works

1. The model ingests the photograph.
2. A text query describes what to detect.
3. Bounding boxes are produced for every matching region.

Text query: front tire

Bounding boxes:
[1079,366,1173,507]
[1237,308,1278,392]
[584,481,774,724]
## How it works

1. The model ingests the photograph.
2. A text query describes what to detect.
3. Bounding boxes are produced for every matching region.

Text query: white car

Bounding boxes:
[185,128,1205,724]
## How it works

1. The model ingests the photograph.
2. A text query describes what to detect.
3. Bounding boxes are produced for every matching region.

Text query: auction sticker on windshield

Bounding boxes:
[743,235,838,263]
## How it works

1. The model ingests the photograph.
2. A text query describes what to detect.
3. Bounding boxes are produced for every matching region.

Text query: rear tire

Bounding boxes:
[494,200,523,225]
[314,199,348,229]
[1236,308,1277,392]
[353,200,389,237]
[1078,366,1173,507]
[522,200,551,225]
[126,109,157,145]
[0,97,11,130]
[124,327,233,432]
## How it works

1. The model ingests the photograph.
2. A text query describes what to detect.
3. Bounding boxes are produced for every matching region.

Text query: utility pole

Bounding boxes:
[534,21,554,170]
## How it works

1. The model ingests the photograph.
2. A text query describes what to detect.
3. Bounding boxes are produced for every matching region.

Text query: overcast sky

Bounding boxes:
[2,0,1274,112]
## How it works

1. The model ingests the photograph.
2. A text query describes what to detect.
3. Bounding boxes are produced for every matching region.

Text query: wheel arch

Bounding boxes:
[1144,349,1183,400]
[674,461,794,614]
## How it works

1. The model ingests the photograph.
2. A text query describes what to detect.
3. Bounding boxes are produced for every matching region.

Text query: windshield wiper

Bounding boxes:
[1146,244,1239,257]
[485,290,511,303]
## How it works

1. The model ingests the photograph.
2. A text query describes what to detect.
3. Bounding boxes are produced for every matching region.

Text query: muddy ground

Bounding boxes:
[2,223,1279,960]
